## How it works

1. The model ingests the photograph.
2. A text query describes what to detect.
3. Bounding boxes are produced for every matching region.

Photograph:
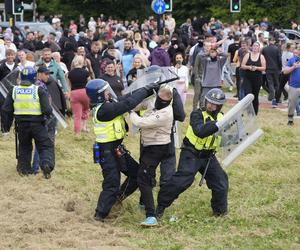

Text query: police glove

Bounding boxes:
[144,83,160,95]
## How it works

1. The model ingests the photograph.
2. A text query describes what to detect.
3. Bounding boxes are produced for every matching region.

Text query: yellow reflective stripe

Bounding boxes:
[13,85,42,116]
[186,111,223,151]
[94,123,107,128]
[93,104,126,143]
[14,99,40,103]
[96,134,108,139]
[14,108,42,114]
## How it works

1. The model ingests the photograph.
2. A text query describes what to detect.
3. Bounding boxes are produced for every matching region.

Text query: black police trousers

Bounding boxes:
[95,149,139,218]
[17,121,55,174]
[158,148,228,215]
[159,134,176,187]
[138,144,171,217]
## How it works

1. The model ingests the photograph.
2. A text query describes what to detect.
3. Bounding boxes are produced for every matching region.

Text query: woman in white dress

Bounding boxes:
[172,52,189,105]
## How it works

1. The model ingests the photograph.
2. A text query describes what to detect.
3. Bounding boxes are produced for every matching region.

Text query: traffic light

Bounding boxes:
[13,0,24,14]
[230,0,241,13]
[164,0,173,12]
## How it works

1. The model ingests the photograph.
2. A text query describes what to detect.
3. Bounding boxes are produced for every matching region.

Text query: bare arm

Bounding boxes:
[216,37,227,46]
[233,50,239,64]
[283,62,300,75]
[256,54,266,72]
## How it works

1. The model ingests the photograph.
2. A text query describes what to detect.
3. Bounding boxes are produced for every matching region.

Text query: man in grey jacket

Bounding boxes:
[198,48,227,108]
[129,85,173,227]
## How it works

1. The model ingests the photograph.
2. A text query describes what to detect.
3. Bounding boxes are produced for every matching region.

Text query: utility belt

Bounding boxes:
[15,118,45,124]
[93,142,129,164]
[181,142,215,158]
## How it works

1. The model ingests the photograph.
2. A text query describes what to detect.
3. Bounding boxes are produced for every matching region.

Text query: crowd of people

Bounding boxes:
[0,13,299,226]
[0,14,299,125]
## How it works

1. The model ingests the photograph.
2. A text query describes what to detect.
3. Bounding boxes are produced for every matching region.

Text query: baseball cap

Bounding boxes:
[37,66,53,74]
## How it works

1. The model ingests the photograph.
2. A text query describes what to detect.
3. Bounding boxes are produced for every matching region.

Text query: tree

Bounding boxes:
[36,0,300,28]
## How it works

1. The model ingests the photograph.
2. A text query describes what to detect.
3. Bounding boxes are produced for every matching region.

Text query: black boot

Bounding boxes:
[94,212,105,222]
[42,165,51,179]
[156,205,165,219]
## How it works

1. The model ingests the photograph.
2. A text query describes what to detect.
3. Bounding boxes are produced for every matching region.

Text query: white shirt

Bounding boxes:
[189,44,197,57]
[5,43,17,52]
[52,17,60,24]
[59,62,68,74]
[149,40,158,50]
[172,65,189,89]
[0,44,5,61]
[88,20,96,32]
[165,18,176,32]
[282,51,294,70]
[18,60,35,70]
[223,39,234,54]
[5,62,15,71]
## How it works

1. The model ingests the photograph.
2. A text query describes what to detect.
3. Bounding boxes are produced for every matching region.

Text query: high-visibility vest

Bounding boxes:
[12,85,42,116]
[185,111,223,151]
[93,104,126,143]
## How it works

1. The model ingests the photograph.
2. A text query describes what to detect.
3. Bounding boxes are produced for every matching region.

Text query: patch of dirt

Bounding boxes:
[0,163,138,250]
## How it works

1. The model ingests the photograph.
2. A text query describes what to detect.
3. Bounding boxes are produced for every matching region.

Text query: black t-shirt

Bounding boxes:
[68,68,89,90]
[101,74,124,97]
[228,42,240,63]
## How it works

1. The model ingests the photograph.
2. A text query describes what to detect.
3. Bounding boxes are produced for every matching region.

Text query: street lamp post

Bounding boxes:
[33,0,36,21]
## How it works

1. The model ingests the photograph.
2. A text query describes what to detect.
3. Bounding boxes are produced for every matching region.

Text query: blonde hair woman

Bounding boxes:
[67,55,90,135]
[126,54,146,86]
[136,40,150,64]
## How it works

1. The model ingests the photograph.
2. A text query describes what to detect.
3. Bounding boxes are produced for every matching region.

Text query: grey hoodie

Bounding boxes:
[199,52,227,87]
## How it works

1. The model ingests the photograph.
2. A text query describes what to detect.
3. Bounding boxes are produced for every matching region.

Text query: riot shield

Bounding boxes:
[0,68,68,129]
[0,68,21,99]
[0,68,21,97]
[123,66,178,94]
[216,94,264,167]
[174,121,183,149]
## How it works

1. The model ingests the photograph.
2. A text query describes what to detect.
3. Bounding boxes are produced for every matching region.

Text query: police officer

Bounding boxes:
[156,88,229,218]
[1,67,54,179]
[32,66,58,174]
[85,79,161,222]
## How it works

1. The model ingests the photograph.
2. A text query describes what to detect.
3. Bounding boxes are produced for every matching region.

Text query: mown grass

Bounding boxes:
[0,97,299,250]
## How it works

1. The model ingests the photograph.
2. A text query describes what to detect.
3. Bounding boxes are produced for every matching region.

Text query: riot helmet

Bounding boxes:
[86,79,117,106]
[20,67,37,84]
[205,88,226,116]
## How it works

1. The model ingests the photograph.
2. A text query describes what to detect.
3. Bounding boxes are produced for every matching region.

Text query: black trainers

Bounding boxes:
[42,165,51,179]
[156,205,165,219]
[272,99,278,108]
[287,121,294,126]
[16,166,27,176]
[94,212,105,222]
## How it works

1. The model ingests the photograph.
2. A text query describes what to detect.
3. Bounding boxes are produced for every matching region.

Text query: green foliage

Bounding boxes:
[173,0,299,27]
[36,0,299,27]
[36,0,152,22]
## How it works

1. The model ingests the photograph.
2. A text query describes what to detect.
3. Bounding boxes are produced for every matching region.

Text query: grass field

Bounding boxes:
[0,97,299,250]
